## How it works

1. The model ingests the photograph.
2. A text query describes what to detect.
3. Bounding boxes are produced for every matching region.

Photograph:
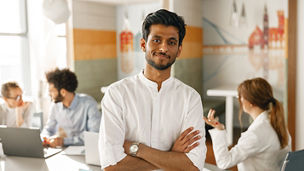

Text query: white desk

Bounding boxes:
[207,85,238,145]
[0,153,227,171]
[0,152,100,171]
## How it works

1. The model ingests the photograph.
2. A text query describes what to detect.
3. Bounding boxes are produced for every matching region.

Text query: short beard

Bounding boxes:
[54,92,64,103]
[146,54,176,70]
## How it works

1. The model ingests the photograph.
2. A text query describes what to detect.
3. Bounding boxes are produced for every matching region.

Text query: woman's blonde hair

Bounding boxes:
[1,82,20,98]
[237,77,288,148]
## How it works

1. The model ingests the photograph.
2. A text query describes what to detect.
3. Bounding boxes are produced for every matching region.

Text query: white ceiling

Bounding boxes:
[76,0,159,5]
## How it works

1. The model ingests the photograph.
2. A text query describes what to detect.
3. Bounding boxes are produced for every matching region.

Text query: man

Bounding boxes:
[0,82,34,127]
[99,9,206,170]
[41,68,101,147]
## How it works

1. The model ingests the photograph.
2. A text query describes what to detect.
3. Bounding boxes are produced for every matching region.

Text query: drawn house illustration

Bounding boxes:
[248,10,285,49]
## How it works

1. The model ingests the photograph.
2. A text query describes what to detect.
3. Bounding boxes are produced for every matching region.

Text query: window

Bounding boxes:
[0,0,30,95]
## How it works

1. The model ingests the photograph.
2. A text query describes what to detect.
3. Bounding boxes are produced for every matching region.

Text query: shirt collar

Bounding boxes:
[60,93,78,110]
[249,111,268,129]
[138,71,174,90]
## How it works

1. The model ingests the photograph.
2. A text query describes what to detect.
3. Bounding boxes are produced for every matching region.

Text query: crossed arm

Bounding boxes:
[105,127,201,171]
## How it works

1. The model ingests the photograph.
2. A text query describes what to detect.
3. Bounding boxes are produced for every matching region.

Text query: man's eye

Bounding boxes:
[168,41,177,46]
[153,39,160,43]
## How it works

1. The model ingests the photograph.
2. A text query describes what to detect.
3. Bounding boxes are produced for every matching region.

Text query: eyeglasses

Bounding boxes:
[7,95,22,101]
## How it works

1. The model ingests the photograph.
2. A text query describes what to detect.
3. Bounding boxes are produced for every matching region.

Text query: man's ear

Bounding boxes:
[60,88,67,97]
[176,45,182,58]
[140,38,146,52]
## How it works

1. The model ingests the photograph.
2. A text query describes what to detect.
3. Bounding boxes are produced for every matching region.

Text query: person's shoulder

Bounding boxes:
[77,93,97,103]
[0,101,5,112]
[0,101,5,108]
[107,75,139,91]
[246,118,277,142]
[25,101,35,110]
[173,78,200,96]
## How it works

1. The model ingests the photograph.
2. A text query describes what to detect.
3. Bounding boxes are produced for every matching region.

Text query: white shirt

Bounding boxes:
[0,102,34,127]
[209,111,291,171]
[99,72,206,170]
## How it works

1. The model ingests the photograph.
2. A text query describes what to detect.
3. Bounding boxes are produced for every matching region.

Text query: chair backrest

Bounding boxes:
[31,112,43,131]
[281,149,304,171]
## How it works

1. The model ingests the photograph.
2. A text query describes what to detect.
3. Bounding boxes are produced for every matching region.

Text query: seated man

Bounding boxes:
[41,68,101,147]
[0,82,35,127]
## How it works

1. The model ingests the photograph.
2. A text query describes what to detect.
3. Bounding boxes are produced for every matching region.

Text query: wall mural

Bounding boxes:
[202,0,288,102]
[120,14,134,74]
[117,3,160,79]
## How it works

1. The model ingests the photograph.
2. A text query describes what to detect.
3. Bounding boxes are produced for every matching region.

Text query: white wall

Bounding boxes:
[73,0,116,30]
[296,0,304,150]
[172,0,203,27]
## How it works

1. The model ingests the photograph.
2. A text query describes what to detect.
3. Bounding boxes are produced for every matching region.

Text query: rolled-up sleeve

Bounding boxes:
[99,86,127,169]
[183,91,207,170]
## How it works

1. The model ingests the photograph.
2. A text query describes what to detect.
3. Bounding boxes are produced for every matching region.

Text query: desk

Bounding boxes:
[0,152,100,171]
[207,85,238,145]
[0,153,226,171]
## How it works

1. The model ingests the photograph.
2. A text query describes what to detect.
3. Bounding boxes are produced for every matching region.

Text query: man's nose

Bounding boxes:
[159,42,168,53]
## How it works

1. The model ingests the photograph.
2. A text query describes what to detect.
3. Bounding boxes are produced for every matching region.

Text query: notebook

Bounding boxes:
[0,126,62,158]
[84,131,100,166]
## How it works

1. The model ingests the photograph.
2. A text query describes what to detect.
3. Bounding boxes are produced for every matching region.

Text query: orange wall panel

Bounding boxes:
[179,26,203,59]
[74,29,116,60]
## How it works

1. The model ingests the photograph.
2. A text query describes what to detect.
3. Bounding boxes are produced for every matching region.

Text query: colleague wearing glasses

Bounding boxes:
[0,82,34,127]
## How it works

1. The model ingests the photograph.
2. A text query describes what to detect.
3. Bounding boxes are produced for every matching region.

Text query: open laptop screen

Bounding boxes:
[0,126,61,158]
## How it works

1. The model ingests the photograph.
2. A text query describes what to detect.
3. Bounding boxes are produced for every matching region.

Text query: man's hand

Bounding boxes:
[43,137,51,147]
[48,136,64,148]
[171,127,201,153]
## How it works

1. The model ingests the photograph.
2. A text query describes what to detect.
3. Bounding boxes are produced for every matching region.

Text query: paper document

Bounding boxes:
[62,146,85,155]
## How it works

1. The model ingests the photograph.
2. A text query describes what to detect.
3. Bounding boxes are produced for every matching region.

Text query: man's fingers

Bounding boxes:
[184,130,200,143]
[179,127,194,141]
[185,142,200,153]
[185,135,201,146]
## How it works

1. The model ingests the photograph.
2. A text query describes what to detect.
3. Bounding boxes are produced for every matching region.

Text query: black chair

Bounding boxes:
[281,149,304,171]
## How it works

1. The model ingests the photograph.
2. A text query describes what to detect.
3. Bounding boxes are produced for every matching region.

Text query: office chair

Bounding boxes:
[32,112,44,131]
[281,149,304,171]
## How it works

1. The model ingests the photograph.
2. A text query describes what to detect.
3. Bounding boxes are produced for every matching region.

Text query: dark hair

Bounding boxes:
[142,9,186,46]
[238,77,288,148]
[1,82,20,98]
[45,68,78,93]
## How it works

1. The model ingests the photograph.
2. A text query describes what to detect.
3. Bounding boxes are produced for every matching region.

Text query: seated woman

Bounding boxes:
[204,77,291,171]
[0,82,34,127]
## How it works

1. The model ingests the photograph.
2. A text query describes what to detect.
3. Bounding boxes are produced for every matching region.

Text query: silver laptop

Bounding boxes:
[0,126,62,158]
[84,131,100,166]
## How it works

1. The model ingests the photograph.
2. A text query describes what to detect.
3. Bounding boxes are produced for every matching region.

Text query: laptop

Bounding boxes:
[84,131,100,166]
[281,149,304,171]
[0,126,62,158]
